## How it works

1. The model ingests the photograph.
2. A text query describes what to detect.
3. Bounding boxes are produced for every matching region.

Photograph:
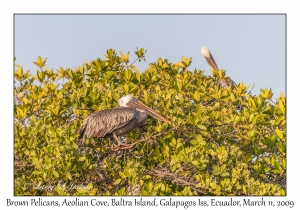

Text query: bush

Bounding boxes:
[14,48,286,195]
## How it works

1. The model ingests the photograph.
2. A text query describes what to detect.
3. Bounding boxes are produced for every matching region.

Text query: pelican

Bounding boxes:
[201,46,236,89]
[201,46,219,71]
[79,95,171,145]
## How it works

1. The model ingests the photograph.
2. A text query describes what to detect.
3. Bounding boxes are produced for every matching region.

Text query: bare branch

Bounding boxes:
[248,82,255,95]
[98,126,179,162]
[146,167,206,194]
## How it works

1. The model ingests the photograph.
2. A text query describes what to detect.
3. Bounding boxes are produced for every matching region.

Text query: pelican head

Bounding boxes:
[201,46,211,58]
[118,95,170,124]
[118,95,135,107]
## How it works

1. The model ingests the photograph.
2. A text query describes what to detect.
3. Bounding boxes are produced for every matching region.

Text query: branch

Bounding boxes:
[248,82,255,95]
[146,167,206,194]
[75,108,95,111]
[87,167,129,195]
[128,57,139,68]
[99,126,179,162]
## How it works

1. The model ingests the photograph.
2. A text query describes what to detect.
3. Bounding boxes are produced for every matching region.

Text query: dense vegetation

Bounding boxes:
[14,48,286,195]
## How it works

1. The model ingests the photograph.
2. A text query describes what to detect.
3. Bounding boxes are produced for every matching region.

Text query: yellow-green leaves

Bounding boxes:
[181,56,192,67]
[275,128,284,139]
[104,48,116,59]
[15,106,28,119]
[193,90,201,102]
[260,88,273,100]
[66,172,72,180]
[174,56,192,69]
[212,164,229,177]
[44,105,66,117]
[113,179,122,185]
[277,100,285,114]
[14,66,30,81]
[14,48,286,196]
[37,69,45,82]
[122,83,138,94]
[79,157,86,162]
[171,80,183,92]
[248,97,257,110]
[212,69,226,79]
[56,67,68,80]
[174,62,185,68]
[53,169,60,178]
[130,65,139,73]
[120,51,129,64]
[134,47,146,62]
[32,56,47,68]
[123,69,132,81]
[29,86,44,100]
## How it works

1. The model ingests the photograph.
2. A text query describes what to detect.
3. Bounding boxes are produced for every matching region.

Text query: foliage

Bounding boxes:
[14,48,286,196]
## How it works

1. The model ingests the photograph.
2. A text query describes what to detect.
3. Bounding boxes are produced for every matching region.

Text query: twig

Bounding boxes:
[94,167,129,194]
[75,108,95,111]
[99,126,179,162]
[146,168,206,194]
[248,82,255,95]
[128,57,139,68]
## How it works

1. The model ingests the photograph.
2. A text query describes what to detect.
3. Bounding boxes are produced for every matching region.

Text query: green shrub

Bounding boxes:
[14,48,286,196]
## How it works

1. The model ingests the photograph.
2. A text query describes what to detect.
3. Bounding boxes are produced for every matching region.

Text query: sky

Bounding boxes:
[14,14,286,99]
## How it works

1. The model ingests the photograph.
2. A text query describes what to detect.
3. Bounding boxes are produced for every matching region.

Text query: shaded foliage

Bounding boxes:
[14,48,286,196]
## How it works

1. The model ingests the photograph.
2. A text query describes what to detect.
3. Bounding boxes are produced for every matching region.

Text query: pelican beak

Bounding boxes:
[129,100,171,124]
[205,56,219,71]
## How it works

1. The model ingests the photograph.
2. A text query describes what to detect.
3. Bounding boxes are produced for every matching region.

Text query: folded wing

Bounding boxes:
[79,107,137,138]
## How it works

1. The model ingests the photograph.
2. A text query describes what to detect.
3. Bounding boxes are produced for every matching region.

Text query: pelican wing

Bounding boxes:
[79,107,137,138]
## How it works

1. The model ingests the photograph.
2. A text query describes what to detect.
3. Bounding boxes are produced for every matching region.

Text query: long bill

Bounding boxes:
[129,100,171,124]
[205,56,219,71]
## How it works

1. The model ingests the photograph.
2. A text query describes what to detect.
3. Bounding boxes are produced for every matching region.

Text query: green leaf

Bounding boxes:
[66,172,72,180]
[192,161,199,166]
[220,172,229,177]
[174,62,185,68]
[123,69,132,80]
[190,140,198,145]
[198,124,207,130]
[53,169,59,178]
[32,56,47,68]
[79,157,86,161]
[135,73,141,82]
[242,185,247,194]
[276,142,285,154]
[275,128,283,139]
[31,157,39,164]
[32,170,44,175]
[278,101,285,113]
[130,65,139,73]
[248,97,257,109]
[120,51,129,63]
[123,83,129,93]
[212,165,221,175]
[193,90,200,102]
[114,179,122,185]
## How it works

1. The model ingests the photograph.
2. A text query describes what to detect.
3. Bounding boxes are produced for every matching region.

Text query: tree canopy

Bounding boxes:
[14,48,286,196]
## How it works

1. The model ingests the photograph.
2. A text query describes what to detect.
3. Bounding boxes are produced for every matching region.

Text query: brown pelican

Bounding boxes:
[201,46,236,89]
[79,95,171,145]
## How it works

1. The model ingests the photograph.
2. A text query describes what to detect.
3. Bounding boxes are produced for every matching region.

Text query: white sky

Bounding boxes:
[15,14,285,99]
[1,0,300,209]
